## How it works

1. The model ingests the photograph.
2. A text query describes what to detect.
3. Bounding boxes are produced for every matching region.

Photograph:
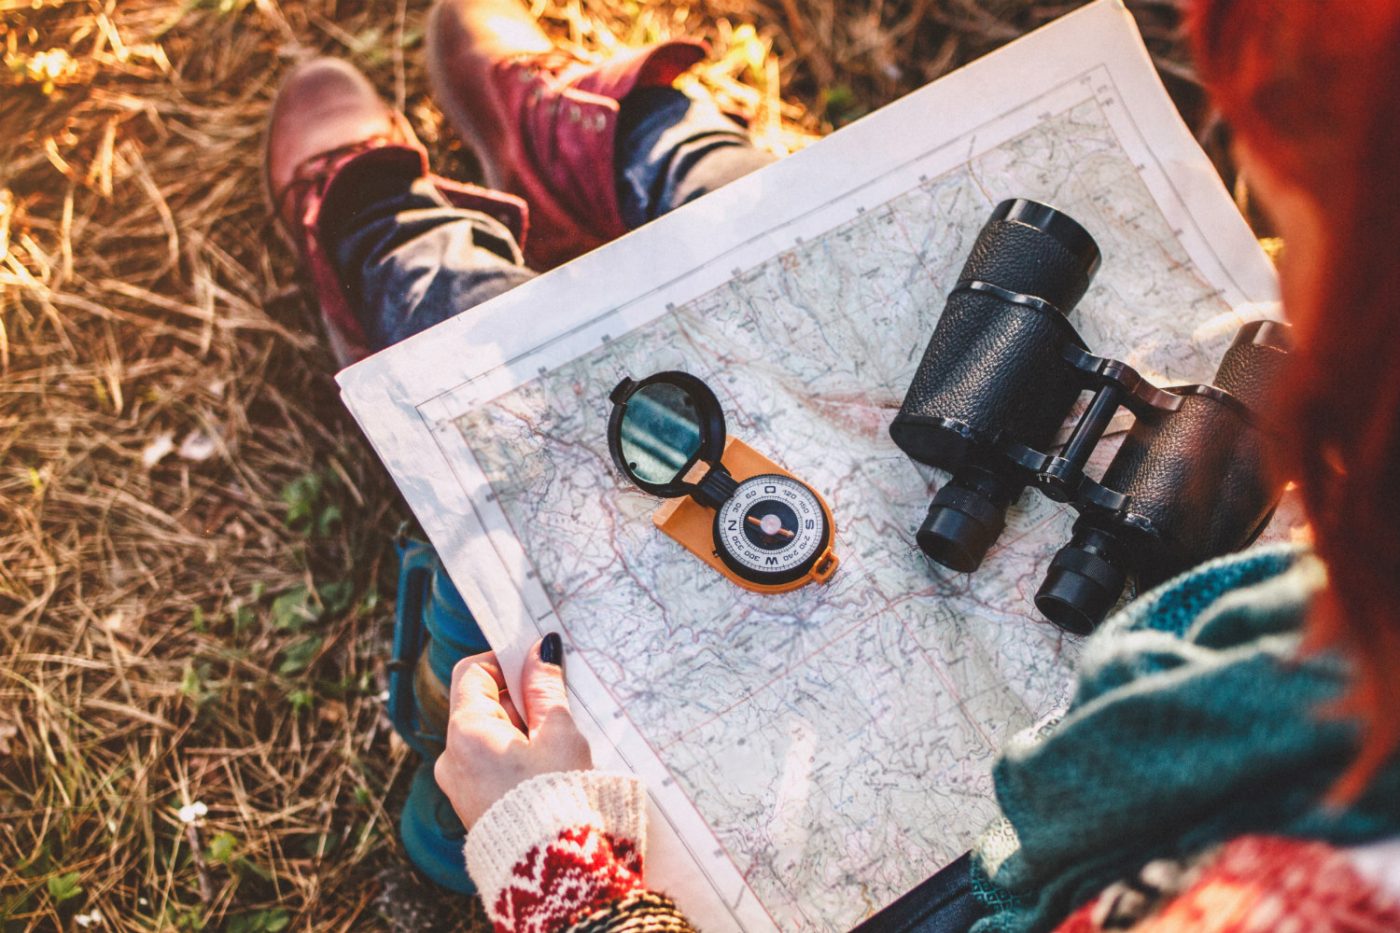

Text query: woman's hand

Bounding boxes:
[433,633,593,829]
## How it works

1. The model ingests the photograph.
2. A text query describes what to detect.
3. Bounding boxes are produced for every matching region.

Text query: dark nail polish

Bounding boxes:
[540,632,563,666]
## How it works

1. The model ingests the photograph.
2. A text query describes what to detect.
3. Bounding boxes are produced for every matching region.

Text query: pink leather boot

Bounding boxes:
[266,58,529,365]
[426,0,707,270]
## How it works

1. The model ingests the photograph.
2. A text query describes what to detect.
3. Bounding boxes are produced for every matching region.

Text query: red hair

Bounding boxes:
[1188,0,1400,800]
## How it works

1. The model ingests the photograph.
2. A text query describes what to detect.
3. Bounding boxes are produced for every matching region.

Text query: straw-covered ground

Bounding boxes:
[1,0,1220,929]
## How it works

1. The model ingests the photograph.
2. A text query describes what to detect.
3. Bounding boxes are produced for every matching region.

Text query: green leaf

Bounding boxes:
[280,473,322,508]
[318,580,353,617]
[270,585,319,631]
[300,832,339,858]
[278,636,322,675]
[228,909,279,933]
[206,831,237,864]
[280,473,324,531]
[179,663,203,699]
[234,858,274,882]
[46,871,82,904]
[353,27,384,53]
[286,689,315,713]
[821,84,866,125]
[175,909,207,931]
[232,603,256,633]
[179,662,215,707]
[227,914,258,933]
[315,503,342,537]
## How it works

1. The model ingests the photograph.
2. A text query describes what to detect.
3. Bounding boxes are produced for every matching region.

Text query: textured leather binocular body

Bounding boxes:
[891,199,1290,633]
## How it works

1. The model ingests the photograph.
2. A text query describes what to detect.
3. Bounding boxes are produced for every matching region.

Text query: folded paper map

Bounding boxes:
[338,2,1284,927]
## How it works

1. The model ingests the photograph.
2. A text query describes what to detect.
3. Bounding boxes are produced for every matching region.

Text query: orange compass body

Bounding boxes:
[608,372,840,594]
[651,437,839,593]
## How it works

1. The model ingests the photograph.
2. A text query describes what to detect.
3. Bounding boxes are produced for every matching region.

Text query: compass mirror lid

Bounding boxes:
[608,371,727,498]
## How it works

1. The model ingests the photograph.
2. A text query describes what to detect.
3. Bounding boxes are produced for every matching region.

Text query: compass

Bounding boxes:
[714,475,831,585]
[607,371,839,592]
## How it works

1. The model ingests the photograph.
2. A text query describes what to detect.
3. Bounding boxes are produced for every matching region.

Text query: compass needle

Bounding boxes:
[716,474,830,584]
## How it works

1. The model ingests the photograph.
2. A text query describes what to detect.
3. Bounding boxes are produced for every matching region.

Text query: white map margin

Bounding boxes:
[337,2,1277,927]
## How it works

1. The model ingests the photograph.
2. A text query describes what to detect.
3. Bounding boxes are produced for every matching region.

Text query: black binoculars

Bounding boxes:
[890,199,1291,634]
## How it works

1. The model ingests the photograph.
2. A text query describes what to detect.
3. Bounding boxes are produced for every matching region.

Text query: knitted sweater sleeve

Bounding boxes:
[464,770,697,933]
[1054,835,1400,932]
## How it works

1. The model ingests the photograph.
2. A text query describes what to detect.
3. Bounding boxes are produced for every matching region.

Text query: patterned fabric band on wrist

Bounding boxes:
[568,889,699,932]
[465,771,649,933]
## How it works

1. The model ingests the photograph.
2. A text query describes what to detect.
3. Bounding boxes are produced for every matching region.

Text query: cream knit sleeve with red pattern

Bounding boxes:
[465,770,692,933]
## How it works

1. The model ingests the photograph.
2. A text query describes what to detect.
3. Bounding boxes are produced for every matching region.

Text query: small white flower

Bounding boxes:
[178,430,218,462]
[75,909,103,927]
[177,801,208,824]
[377,689,390,703]
[141,432,175,469]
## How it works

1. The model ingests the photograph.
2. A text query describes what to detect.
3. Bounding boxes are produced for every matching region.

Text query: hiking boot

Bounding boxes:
[426,0,706,269]
[266,57,527,366]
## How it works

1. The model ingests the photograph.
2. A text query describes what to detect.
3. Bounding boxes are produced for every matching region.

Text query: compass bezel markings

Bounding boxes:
[713,474,828,582]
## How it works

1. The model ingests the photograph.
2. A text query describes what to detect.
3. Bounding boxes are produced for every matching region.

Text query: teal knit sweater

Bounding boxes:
[971,543,1400,932]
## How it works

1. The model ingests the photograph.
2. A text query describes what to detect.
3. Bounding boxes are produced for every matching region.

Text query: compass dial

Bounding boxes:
[713,474,830,585]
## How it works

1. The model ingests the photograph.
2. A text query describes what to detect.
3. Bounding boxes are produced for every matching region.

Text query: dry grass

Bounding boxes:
[0,0,1213,929]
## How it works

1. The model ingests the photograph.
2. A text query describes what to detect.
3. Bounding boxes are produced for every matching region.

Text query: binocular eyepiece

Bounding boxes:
[891,199,1290,634]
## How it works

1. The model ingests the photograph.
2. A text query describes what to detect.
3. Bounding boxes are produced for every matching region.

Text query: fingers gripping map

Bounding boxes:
[338,2,1280,929]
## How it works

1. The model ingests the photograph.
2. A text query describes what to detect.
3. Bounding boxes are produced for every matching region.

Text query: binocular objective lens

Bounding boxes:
[916,479,1010,573]
[1034,529,1129,635]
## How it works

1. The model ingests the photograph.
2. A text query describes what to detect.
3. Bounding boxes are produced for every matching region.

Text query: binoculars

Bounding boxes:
[891,199,1290,634]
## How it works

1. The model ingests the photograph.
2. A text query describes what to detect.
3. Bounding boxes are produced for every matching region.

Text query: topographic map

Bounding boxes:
[339,3,1282,929]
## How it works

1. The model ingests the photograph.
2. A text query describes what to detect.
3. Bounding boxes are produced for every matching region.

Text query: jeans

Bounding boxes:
[319,87,776,349]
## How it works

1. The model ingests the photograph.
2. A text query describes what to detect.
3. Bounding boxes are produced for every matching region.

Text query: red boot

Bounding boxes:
[266,58,528,366]
[426,0,706,270]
